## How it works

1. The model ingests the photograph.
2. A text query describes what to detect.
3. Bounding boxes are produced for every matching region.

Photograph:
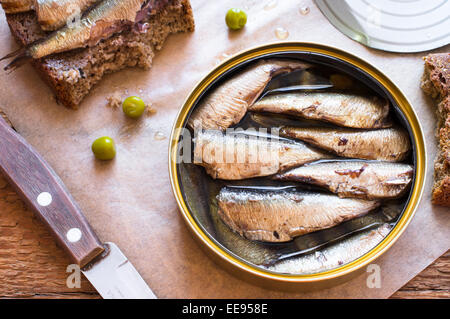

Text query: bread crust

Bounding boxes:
[4,0,195,108]
[421,53,450,207]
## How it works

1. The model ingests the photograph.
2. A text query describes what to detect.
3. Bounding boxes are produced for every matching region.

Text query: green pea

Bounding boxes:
[122,96,146,119]
[225,8,247,30]
[92,136,116,161]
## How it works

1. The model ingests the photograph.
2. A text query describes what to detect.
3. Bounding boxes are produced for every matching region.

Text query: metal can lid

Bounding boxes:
[315,0,450,53]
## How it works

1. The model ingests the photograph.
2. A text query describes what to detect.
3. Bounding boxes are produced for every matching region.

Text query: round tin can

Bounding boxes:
[169,42,426,289]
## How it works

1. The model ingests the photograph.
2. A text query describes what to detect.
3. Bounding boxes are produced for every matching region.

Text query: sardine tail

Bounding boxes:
[0,47,25,62]
[2,48,32,72]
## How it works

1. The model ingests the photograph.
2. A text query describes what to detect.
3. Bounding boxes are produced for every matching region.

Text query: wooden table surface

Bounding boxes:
[0,174,448,299]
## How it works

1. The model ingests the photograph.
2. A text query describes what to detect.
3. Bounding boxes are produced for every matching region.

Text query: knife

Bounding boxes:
[0,113,156,299]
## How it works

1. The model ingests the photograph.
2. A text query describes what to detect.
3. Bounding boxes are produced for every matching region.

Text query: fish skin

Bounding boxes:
[274,160,414,200]
[1,0,165,70]
[0,0,33,13]
[31,0,144,57]
[187,60,311,131]
[280,126,411,162]
[34,0,100,31]
[267,223,391,274]
[216,187,380,242]
[249,92,391,129]
[193,130,331,180]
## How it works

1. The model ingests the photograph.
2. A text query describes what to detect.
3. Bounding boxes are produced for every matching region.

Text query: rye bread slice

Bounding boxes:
[3,0,194,108]
[421,53,450,207]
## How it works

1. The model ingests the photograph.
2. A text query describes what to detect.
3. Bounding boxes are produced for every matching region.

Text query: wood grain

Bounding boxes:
[0,174,448,298]
[0,116,104,267]
[391,250,450,299]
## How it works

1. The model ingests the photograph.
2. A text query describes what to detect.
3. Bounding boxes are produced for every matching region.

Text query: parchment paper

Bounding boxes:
[0,0,448,298]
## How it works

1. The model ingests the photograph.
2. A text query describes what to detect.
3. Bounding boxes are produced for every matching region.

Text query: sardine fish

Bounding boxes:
[1,0,163,71]
[274,160,413,200]
[279,126,411,162]
[187,59,311,131]
[217,187,380,242]
[194,130,331,180]
[250,92,391,129]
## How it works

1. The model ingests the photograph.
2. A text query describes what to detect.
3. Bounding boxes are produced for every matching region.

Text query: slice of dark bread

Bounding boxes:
[421,53,450,207]
[4,0,194,108]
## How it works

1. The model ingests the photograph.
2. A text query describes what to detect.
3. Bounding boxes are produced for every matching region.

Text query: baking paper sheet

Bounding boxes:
[0,0,448,298]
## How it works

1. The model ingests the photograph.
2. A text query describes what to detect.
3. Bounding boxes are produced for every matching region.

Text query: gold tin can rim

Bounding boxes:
[168,42,426,284]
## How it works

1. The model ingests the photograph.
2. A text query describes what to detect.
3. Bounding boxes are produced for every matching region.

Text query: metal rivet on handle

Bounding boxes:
[37,192,52,207]
[66,228,82,243]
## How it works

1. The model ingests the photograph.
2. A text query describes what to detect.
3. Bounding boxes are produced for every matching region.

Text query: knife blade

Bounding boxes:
[83,243,157,299]
[0,113,156,299]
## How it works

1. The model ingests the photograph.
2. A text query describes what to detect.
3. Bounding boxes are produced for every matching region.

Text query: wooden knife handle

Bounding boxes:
[0,116,104,267]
